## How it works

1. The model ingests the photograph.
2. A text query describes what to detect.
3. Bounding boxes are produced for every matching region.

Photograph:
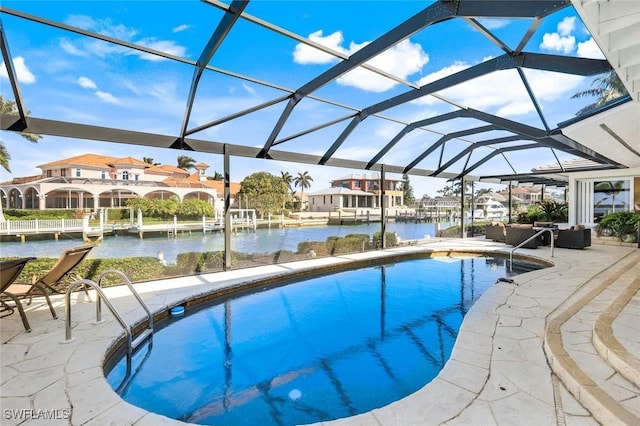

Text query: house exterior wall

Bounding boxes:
[308,194,342,212]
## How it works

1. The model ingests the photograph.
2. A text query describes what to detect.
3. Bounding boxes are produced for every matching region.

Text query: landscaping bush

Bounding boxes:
[597,211,640,241]
[516,201,568,224]
[373,231,398,248]
[297,240,329,256]
[171,252,203,275]
[325,236,340,253]
[79,258,166,285]
[438,224,486,237]
[3,209,76,220]
[330,235,370,254]
[7,256,165,288]
[270,250,298,263]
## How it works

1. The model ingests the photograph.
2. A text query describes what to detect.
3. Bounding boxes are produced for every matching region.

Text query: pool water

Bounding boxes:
[106,255,535,425]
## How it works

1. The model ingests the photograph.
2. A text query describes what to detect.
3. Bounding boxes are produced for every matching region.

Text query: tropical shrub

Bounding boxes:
[3,209,76,220]
[516,200,568,223]
[537,200,568,222]
[330,234,371,254]
[373,231,398,248]
[11,256,165,287]
[597,211,640,241]
[297,240,329,256]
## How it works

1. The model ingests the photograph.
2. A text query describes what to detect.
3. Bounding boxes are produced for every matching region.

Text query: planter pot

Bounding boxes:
[621,233,637,243]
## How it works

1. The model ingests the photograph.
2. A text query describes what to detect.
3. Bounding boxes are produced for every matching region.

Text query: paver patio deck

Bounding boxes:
[1,238,638,425]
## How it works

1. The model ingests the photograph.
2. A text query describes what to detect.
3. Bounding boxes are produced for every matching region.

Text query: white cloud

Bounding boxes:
[66,14,138,40]
[539,32,575,54]
[294,31,428,92]
[95,91,119,104]
[293,30,345,65]
[476,18,510,30]
[576,37,605,59]
[59,39,88,57]
[337,39,428,92]
[0,57,36,84]
[172,24,190,34]
[134,38,187,60]
[77,76,97,89]
[241,83,258,96]
[557,16,576,37]
[539,16,580,54]
[417,61,470,86]
[412,62,585,118]
[61,15,187,61]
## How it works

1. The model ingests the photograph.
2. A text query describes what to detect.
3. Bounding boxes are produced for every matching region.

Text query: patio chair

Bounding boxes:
[484,223,506,242]
[505,225,541,248]
[28,244,95,296]
[1,257,57,332]
[556,226,592,249]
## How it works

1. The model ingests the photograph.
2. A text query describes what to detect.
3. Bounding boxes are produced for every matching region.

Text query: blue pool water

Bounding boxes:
[106,255,530,425]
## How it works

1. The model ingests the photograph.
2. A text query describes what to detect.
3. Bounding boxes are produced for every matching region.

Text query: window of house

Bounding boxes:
[46,170,52,177]
[330,195,333,204]
[75,168,81,177]
[593,179,630,221]
[134,174,139,181]
[101,171,106,180]
[60,169,67,177]
[122,171,129,180]
[354,181,360,188]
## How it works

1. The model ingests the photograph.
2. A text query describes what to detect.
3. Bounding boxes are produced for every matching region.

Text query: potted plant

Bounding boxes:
[597,211,640,242]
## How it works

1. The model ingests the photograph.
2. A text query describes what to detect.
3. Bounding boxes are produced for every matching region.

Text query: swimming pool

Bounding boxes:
[105,254,539,425]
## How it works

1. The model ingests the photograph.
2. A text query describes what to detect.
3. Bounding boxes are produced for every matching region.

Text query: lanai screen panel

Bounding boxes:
[0,0,630,181]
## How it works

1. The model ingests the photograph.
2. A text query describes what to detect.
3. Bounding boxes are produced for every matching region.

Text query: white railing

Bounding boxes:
[0,218,85,234]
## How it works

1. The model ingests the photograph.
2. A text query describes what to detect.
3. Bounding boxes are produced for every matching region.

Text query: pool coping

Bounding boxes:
[0,238,637,425]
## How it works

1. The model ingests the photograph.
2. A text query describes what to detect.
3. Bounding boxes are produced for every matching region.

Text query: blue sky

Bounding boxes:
[0,1,608,197]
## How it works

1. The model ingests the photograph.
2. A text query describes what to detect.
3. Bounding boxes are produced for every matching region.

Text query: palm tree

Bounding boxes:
[143,157,160,166]
[475,188,493,197]
[280,171,293,192]
[594,180,626,213]
[572,71,627,116]
[176,155,196,171]
[1,96,42,222]
[0,95,42,172]
[211,171,223,181]
[293,171,313,210]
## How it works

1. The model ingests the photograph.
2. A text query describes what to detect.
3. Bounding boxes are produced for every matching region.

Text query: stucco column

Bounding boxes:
[39,194,46,210]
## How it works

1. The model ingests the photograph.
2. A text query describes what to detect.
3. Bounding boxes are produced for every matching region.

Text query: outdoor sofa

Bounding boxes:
[556,225,592,249]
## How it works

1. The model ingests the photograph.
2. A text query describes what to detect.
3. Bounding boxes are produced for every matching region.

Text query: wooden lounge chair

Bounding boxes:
[0,257,57,332]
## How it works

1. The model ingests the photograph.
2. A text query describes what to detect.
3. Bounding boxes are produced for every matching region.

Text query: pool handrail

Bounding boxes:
[509,227,555,271]
[64,279,132,350]
[96,269,154,334]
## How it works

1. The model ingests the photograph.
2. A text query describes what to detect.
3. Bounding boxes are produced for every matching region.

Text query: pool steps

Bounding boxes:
[544,251,640,425]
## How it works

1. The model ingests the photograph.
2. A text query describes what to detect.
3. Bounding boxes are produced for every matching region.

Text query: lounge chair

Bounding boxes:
[0,257,57,332]
[29,244,95,295]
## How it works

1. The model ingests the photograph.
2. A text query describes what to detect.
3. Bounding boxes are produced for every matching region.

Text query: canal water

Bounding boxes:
[0,221,454,263]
